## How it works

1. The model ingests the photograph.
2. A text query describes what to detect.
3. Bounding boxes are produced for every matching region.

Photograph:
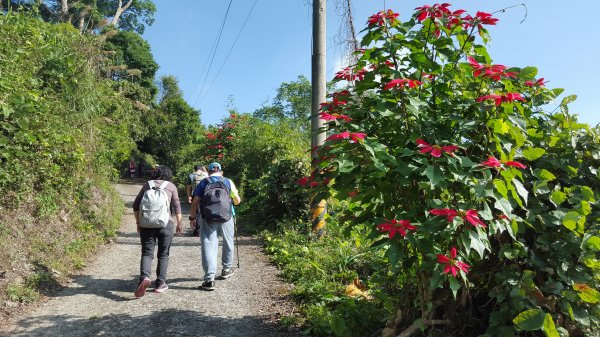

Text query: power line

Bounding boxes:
[193,0,233,107]
[198,0,259,105]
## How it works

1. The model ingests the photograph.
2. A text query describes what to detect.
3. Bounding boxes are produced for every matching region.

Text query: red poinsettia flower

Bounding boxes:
[377,219,416,239]
[481,156,501,167]
[309,181,318,188]
[445,9,466,29]
[525,78,547,87]
[349,132,366,141]
[476,93,525,106]
[334,67,367,81]
[319,112,352,122]
[481,156,527,169]
[437,247,470,277]
[347,190,359,198]
[368,9,400,26]
[326,131,366,142]
[384,78,422,90]
[467,56,516,81]
[414,3,452,22]
[504,92,524,102]
[206,132,216,140]
[429,208,486,228]
[505,161,527,169]
[463,11,498,32]
[297,177,309,186]
[416,138,458,157]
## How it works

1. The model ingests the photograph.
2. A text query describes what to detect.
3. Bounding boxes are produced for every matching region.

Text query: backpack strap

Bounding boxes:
[158,181,169,189]
[148,180,156,189]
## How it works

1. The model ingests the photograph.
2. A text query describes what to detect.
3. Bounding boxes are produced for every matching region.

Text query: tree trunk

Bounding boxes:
[110,0,133,26]
[59,0,69,20]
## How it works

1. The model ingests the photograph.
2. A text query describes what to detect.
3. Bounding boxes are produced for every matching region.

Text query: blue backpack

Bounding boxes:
[200,177,233,223]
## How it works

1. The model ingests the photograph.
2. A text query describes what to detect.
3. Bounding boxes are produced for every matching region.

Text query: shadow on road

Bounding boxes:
[6,309,297,337]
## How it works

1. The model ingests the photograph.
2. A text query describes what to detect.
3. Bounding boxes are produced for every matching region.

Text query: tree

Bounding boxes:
[138,76,203,171]
[103,30,159,100]
[253,75,312,132]
[1,0,156,34]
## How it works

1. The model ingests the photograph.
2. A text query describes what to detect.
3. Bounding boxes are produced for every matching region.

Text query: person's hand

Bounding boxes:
[187,196,192,204]
[190,218,196,229]
[176,223,183,236]
[136,223,141,233]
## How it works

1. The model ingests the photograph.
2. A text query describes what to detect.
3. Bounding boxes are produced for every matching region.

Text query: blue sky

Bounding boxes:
[143,1,599,127]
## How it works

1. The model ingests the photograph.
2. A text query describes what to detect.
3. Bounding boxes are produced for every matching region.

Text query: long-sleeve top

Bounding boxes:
[132,180,182,220]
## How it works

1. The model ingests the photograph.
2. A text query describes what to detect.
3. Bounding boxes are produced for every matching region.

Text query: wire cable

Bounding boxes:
[198,0,259,104]
[193,0,233,106]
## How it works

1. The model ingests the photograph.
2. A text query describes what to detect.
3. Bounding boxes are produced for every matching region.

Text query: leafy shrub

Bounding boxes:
[262,222,389,336]
[306,4,600,336]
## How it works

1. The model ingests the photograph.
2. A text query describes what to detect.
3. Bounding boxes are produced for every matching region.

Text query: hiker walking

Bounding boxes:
[129,159,136,178]
[187,165,208,237]
[132,165,183,297]
[137,159,145,178]
[189,162,241,291]
[187,165,208,204]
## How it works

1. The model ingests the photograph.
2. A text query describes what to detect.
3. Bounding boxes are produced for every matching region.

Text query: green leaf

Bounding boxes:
[580,186,595,202]
[561,94,577,106]
[513,309,545,331]
[534,169,556,182]
[586,236,600,251]
[550,190,566,206]
[519,66,538,80]
[542,314,559,337]
[510,219,519,239]
[423,165,443,187]
[523,147,546,161]
[580,200,591,215]
[493,119,510,135]
[469,230,487,259]
[494,198,513,215]
[574,284,600,304]
[512,179,528,206]
[337,158,356,173]
[388,240,401,267]
[448,276,460,299]
[562,211,585,235]
[493,179,508,199]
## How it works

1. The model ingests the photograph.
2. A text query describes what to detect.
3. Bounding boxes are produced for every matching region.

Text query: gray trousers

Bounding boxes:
[201,217,234,281]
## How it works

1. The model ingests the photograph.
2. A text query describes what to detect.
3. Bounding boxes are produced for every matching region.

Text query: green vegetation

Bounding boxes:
[271,5,600,337]
[0,10,131,308]
[2,3,599,337]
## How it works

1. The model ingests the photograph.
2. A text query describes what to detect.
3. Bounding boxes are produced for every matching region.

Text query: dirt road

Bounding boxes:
[1,182,300,337]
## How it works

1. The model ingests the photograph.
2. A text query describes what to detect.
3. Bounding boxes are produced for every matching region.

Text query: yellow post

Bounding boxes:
[311,198,327,234]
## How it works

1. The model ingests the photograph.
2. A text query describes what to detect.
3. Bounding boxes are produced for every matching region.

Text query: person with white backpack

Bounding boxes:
[132,165,183,297]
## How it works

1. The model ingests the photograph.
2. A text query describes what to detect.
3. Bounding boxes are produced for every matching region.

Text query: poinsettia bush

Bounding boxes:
[306,4,600,336]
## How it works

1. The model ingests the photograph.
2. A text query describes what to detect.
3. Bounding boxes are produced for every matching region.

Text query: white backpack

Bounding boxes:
[139,180,171,228]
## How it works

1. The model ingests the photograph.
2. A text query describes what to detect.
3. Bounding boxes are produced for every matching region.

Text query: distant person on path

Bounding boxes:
[190,162,241,291]
[187,165,208,204]
[133,165,183,297]
[129,159,136,178]
[187,164,208,237]
[137,159,145,178]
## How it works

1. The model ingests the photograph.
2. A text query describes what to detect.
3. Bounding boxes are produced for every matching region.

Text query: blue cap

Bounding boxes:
[208,162,222,172]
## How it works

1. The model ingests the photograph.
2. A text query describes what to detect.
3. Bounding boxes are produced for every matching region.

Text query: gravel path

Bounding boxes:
[1,182,301,337]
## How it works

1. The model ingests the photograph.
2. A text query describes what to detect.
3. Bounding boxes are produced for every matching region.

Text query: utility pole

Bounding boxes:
[311,0,327,234]
[311,0,326,148]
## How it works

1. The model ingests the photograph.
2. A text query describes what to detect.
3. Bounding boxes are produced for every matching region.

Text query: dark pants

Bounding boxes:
[139,223,174,286]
